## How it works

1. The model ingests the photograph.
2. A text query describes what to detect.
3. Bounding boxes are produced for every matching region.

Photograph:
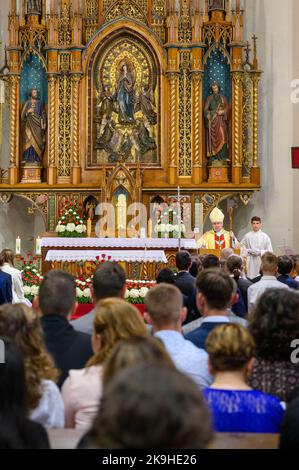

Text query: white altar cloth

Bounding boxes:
[41,237,197,250]
[45,250,168,264]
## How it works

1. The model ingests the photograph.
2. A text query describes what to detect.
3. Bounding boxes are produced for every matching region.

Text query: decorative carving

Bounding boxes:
[48,75,56,167]
[179,1,192,43]
[58,3,71,46]
[90,36,159,167]
[151,0,166,43]
[72,75,81,167]
[84,0,98,43]
[240,192,253,206]
[242,72,253,178]
[179,51,192,176]
[167,72,179,167]
[232,72,243,167]
[58,74,72,178]
[251,73,261,168]
[105,0,147,24]
[9,76,19,168]
[192,73,203,167]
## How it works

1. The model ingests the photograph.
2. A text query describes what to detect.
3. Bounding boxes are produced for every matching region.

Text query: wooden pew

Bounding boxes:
[48,429,279,450]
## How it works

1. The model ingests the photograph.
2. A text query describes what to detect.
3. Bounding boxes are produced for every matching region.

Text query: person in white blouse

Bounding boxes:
[0,248,29,305]
[241,217,273,280]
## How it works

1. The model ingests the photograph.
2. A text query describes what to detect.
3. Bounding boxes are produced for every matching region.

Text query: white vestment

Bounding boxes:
[240,230,273,280]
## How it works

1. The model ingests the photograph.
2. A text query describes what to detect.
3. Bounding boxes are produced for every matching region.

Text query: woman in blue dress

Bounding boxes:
[204,324,284,434]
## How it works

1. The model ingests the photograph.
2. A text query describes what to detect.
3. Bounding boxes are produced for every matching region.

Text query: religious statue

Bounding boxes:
[21,89,47,165]
[96,86,114,123]
[204,83,230,166]
[27,0,42,14]
[136,85,157,125]
[116,63,135,124]
[135,120,157,156]
[197,207,239,250]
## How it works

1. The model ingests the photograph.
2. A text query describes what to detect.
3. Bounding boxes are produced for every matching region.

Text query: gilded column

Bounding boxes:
[250,72,261,185]
[167,72,179,184]
[191,72,203,183]
[231,72,243,184]
[47,75,58,184]
[8,75,20,185]
[71,74,81,184]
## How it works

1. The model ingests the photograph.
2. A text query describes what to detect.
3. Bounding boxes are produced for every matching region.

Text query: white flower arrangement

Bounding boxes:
[55,204,87,238]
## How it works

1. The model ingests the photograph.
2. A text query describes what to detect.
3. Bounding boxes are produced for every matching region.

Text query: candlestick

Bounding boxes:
[87,218,92,238]
[147,219,153,238]
[36,236,41,255]
[16,236,21,255]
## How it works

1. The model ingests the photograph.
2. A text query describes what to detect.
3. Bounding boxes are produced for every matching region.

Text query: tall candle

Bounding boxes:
[36,236,41,255]
[87,218,92,238]
[16,236,21,255]
[147,219,153,238]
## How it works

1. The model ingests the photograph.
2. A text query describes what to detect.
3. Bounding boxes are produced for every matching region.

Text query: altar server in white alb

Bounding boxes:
[241,217,273,280]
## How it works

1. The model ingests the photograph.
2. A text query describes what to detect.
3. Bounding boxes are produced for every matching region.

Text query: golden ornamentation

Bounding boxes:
[179,51,192,176]
[20,28,47,53]
[232,72,243,167]
[151,0,166,43]
[58,3,71,46]
[251,73,260,168]
[179,0,192,43]
[242,72,253,177]
[105,0,146,24]
[84,0,98,43]
[168,72,179,167]
[9,76,18,168]
[203,24,233,48]
[90,35,159,167]
[48,75,56,167]
[72,75,81,167]
[58,74,72,178]
[59,53,71,73]
[192,72,203,167]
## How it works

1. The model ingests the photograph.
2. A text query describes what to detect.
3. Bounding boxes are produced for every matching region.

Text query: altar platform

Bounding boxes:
[41,237,198,279]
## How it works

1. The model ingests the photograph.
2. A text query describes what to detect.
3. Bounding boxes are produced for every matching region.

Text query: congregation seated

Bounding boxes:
[0,338,50,449]
[38,270,93,387]
[226,255,252,309]
[248,289,299,402]
[277,255,299,289]
[78,364,213,449]
[247,252,289,312]
[156,268,191,323]
[185,270,247,349]
[202,254,246,318]
[174,251,200,323]
[0,249,28,305]
[0,256,12,306]
[0,303,64,428]
[204,324,284,434]
[71,262,126,335]
[62,298,147,429]
[144,283,212,388]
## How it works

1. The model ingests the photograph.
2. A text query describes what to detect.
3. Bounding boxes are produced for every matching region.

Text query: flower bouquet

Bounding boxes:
[55,202,87,238]
[124,280,156,304]
[20,253,43,302]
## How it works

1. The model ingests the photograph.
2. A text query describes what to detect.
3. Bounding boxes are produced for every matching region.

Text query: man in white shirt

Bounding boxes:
[241,216,273,280]
[144,283,212,389]
[247,252,289,312]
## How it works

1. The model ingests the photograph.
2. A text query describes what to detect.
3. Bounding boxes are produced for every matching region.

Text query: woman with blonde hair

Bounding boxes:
[62,298,148,429]
[204,323,284,434]
[0,249,28,305]
[0,303,64,428]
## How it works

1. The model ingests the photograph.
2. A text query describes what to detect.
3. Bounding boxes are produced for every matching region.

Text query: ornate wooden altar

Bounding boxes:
[0,0,261,233]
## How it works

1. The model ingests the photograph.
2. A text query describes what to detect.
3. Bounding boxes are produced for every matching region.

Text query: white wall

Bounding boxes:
[242,0,295,252]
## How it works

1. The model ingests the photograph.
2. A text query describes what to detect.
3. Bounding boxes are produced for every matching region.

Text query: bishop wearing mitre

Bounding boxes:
[197,207,239,250]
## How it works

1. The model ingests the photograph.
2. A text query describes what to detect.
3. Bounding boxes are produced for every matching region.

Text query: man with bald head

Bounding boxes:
[144,284,212,388]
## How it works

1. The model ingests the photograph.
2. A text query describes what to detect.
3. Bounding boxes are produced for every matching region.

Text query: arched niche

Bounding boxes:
[82,19,166,171]
[0,195,46,255]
